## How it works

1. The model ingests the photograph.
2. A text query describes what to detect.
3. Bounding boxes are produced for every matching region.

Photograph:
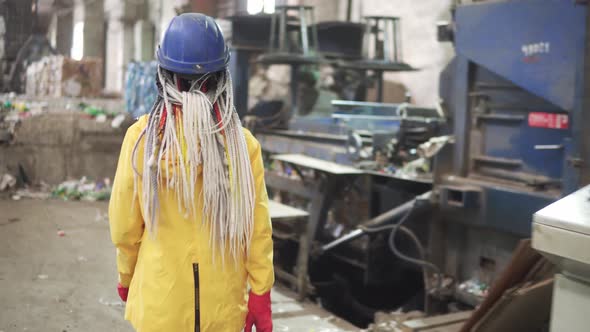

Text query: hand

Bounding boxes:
[117,283,129,302]
[244,291,272,332]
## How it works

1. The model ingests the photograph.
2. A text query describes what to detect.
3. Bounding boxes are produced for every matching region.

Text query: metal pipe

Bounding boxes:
[331,113,443,123]
[299,6,309,55]
[392,19,398,62]
[375,70,384,102]
[346,0,353,22]
[290,63,300,116]
[269,12,277,52]
[322,192,431,252]
[279,8,287,52]
[311,7,320,55]
[384,19,391,62]
[322,229,364,252]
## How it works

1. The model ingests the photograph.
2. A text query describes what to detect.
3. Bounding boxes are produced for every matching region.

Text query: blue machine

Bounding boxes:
[434,0,590,287]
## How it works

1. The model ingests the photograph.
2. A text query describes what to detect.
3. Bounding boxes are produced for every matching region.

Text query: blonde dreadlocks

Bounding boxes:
[132,67,255,263]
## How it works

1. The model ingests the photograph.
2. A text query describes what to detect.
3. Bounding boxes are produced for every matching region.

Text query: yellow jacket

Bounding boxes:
[109,115,274,332]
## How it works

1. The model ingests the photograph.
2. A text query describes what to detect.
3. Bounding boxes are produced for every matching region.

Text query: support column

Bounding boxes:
[104,0,143,93]
[83,0,105,58]
[71,0,105,59]
[133,20,155,62]
[55,12,73,55]
[105,19,134,93]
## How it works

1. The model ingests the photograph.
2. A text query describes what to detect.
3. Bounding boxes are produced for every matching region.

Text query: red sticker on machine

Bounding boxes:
[528,112,569,129]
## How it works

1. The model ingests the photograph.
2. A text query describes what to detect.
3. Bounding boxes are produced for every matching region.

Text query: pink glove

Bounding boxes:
[244,291,272,332]
[117,283,129,302]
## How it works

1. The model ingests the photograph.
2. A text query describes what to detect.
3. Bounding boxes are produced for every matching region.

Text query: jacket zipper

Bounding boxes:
[193,263,200,332]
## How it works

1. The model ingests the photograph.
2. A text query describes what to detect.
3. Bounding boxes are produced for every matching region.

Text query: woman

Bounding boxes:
[109,13,274,332]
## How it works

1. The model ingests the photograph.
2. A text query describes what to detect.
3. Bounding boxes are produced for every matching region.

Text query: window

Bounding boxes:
[71,21,84,61]
[247,0,275,14]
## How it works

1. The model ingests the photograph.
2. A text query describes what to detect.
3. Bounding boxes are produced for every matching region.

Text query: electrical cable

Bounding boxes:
[359,202,442,312]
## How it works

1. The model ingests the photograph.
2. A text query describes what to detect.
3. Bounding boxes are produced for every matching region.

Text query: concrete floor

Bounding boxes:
[0,199,358,332]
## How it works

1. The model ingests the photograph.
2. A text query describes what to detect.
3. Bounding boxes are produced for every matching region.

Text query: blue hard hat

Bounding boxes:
[157,13,230,75]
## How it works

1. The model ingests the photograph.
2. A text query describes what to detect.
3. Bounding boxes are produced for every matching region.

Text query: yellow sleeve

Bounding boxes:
[244,130,275,295]
[109,123,145,287]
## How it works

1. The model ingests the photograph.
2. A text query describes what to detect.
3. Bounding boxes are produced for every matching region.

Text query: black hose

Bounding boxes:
[360,203,442,311]
[388,204,441,283]
[322,198,417,252]
[361,223,431,309]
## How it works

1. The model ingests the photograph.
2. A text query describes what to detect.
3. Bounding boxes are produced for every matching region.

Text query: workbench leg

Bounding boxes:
[296,234,309,301]
[295,178,339,300]
[290,64,300,117]
[375,70,384,102]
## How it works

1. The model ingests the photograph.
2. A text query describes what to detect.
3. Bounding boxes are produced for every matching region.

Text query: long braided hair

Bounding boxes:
[132,67,255,263]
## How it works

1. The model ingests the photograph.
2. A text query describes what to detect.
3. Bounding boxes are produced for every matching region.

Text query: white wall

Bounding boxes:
[295,0,454,106]
[134,20,155,61]
[356,0,454,106]
[104,19,134,92]
[148,0,187,47]
[71,0,85,59]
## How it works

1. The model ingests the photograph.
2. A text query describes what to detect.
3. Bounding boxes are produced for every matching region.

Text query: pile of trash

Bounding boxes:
[1,174,112,202]
[1,172,53,200]
[0,173,17,191]
[125,61,158,118]
[52,177,112,201]
[362,311,426,332]
[78,102,126,128]
[457,277,489,299]
[0,95,49,143]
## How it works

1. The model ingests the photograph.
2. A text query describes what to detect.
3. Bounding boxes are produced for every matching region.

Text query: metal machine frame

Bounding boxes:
[432,0,590,297]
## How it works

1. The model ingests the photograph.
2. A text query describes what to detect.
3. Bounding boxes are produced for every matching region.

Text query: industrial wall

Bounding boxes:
[45,0,452,106]
[362,0,454,106]
[306,0,455,106]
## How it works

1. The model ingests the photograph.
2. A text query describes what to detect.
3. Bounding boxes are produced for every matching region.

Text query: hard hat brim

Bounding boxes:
[157,46,230,75]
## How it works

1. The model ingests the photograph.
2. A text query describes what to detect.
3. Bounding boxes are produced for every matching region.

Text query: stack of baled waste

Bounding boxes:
[124,61,158,118]
[26,55,103,97]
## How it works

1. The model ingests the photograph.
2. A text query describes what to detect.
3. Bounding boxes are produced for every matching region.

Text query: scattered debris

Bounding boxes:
[363,310,472,332]
[0,97,48,144]
[457,278,489,299]
[418,135,454,158]
[398,157,430,178]
[77,256,88,262]
[364,311,425,332]
[52,177,112,201]
[95,209,108,222]
[0,173,16,191]
[13,189,51,200]
[401,311,472,332]
[95,113,107,123]
[98,297,124,307]
[111,113,126,129]
[57,230,66,237]
[37,274,49,280]
[11,194,21,201]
